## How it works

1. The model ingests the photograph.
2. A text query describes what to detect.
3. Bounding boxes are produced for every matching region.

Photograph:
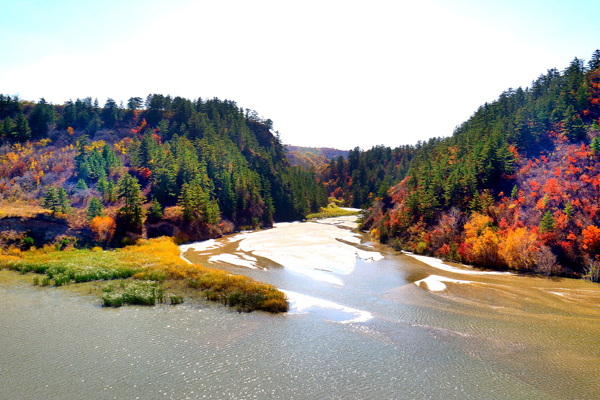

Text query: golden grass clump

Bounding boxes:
[0,236,288,313]
[305,202,360,220]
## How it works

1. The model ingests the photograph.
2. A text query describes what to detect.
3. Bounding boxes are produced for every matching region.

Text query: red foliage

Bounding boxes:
[582,225,600,253]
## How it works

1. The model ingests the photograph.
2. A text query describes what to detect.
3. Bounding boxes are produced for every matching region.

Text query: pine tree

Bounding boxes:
[43,187,59,214]
[14,113,31,141]
[57,187,69,213]
[511,184,519,199]
[2,117,14,137]
[116,173,145,231]
[589,49,600,71]
[87,197,104,220]
[591,137,600,155]
[539,211,556,233]
[29,98,55,138]
[148,198,163,220]
[75,179,88,191]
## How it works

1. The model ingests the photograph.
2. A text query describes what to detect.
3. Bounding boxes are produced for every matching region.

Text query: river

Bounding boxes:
[1,215,599,399]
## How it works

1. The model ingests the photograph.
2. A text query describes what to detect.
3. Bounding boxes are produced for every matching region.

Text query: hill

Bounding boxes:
[356,50,600,279]
[0,95,328,248]
[285,145,348,170]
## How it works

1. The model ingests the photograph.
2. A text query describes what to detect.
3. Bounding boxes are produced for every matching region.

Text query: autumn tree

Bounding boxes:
[498,227,539,270]
[90,215,116,244]
[582,225,600,254]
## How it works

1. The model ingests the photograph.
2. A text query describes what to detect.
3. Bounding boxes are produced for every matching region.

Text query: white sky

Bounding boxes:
[1,0,599,150]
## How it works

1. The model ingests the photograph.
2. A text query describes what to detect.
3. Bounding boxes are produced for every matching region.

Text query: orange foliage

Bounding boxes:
[498,227,539,270]
[464,213,500,265]
[90,216,116,243]
[582,225,600,254]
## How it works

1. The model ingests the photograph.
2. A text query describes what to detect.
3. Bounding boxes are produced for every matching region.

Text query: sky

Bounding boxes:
[1,0,599,150]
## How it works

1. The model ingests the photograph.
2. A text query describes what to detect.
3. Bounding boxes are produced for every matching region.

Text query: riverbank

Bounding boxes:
[0,237,288,313]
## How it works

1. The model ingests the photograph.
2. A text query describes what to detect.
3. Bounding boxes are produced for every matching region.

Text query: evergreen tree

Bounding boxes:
[591,137,600,155]
[43,187,59,214]
[14,113,31,141]
[116,173,145,231]
[148,198,163,221]
[29,98,56,138]
[75,179,88,191]
[87,197,104,220]
[589,49,600,71]
[86,113,102,134]
[2,117,13,137]
[57,188,69,213]
[539,210,556,233]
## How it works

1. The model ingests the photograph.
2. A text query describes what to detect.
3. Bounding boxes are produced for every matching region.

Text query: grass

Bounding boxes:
[0,200,50,219]
[0,236,288,313]
[102,280,164,307]
[306,202,361,219]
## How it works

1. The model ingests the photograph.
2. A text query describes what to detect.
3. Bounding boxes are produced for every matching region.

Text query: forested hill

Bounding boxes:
[285,145,349,170]
[357,50,600,279]
[0,94,327,246]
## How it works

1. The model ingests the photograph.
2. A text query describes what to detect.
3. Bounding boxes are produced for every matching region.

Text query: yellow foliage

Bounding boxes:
[36,138,51,147]
[464,213,500,265]
[6,152,19,164]
[498,227,539,270]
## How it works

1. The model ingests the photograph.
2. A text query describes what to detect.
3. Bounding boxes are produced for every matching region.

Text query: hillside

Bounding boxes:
[0,95,327,248]
[285,145,348,170]
[358,50,600,279]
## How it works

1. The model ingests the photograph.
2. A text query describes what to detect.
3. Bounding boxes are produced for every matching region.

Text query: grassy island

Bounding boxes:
[305,202,361,220]
[0,236,288,313]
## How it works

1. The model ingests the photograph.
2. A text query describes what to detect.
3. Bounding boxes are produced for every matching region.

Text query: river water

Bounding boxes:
[1,216,600,399]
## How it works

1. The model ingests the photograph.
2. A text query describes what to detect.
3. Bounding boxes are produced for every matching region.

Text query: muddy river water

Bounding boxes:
[1,216,600,399]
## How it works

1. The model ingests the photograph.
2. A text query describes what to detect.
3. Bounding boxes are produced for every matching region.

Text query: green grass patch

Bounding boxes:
[102,280,163,307]
[1,237,288,313]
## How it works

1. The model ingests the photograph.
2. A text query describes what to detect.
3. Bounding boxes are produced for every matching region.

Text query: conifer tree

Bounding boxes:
[87,197,104,221]
[539,211,556,233]
[14,113,31,141]
[43,187,59,214]
[116,173,145,231]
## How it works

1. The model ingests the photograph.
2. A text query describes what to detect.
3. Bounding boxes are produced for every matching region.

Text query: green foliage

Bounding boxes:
[564,201,574,219]
[75,179,88,191]
[14,113,31,141]
[22,236,35,248]
[539,211,556,233]
[116,173,145,231]
[87,197,104,220]
[148,198,163,220]
[591,137,600,155]
[511,184,519,199]
[43,187,68,215]
[102,281,163,307]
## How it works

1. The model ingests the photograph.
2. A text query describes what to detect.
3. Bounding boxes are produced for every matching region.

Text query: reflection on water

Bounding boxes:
[1,216,600,399]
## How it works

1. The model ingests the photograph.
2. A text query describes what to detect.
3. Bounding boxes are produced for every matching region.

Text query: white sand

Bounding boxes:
[283,290,372,324]
[311,215,360,230]
[414,275,474,292]
[180,239,224,254]
[405,253,511,276]
[208,254,260,269]
[238,218,382,285]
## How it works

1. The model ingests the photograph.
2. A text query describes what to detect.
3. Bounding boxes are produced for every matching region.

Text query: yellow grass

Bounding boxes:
[0,236,288,313]
[306,202,360,219]
[0,200,50,219]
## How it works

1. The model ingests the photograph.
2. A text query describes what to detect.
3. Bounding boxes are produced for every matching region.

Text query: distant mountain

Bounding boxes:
[285,145,348,170]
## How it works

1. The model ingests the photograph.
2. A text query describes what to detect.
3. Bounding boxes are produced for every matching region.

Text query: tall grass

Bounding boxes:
[102,281,163,307]
[0,237,288,313]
